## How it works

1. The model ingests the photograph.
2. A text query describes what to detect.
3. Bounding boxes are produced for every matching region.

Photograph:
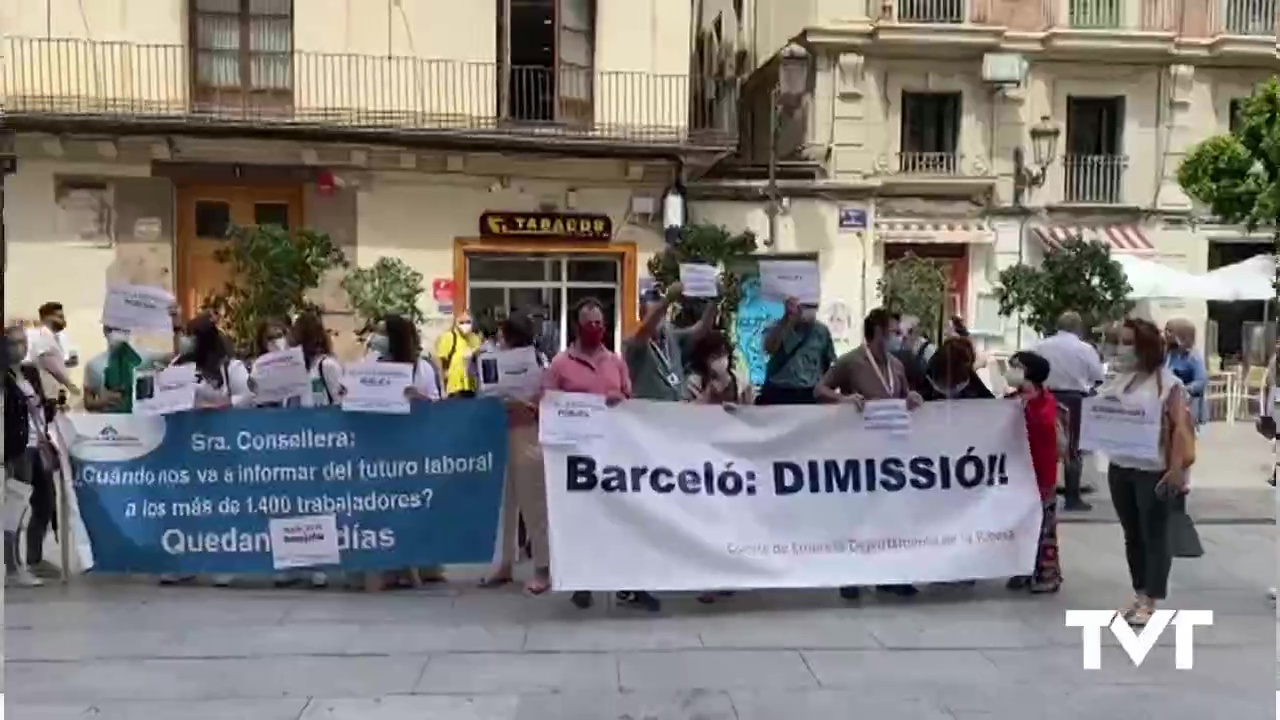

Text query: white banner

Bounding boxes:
[542,397,1041,591]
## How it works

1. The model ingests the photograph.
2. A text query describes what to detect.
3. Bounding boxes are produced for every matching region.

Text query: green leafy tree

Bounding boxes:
[204,224,348,356]
[341,256,428,334]
[1178,78,1280,294]
[646,223,758,333]
[877,254,949,339]
[994,236,1131,337]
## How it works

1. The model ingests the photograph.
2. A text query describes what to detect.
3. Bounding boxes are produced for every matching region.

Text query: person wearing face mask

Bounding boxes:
[918,336,995,402]
[1003,351,1062,594]
[479,312,553,595]
[1100,318,1194,627]
[1163,319,1207,427]
[817,308,924,600]
[83,326,171,414]
[27,302,80,401]
[759,297,838,406]
[891,314,934,394]
[247,318,293,408]
[168,314,252,587]
[627,283,715,401]
[682,330,751,604]
[4,323,58,586]
[435,312,481,397]
[543,298,660,612]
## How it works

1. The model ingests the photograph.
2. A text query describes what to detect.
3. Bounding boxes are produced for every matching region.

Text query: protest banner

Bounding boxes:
[542,397,1041,591]
[57,399,507,574]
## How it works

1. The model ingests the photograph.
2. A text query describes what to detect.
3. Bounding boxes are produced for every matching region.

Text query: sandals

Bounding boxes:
[478,575,512,589]
[523,576,551,595]
[1128,605,1155,626]
[1117,596,1143,621]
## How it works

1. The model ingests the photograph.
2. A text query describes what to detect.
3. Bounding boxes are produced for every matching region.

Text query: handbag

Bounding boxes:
[1168,493,1204,558]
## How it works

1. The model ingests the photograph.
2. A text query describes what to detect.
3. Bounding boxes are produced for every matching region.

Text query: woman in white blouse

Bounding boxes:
[362,314,441,590]
[1102,318,1194,627]
[291,312,344,408]
[164,314,251,587]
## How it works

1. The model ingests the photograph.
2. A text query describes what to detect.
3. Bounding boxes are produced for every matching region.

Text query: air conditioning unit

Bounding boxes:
[982,53,1027,86]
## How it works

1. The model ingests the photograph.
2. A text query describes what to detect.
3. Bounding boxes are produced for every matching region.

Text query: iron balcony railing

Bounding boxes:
[1063,154,1129,204]
[897,151,962,174]
[895,0,968,23]
[1069,0,1125,27]
[1220,0,1278,34]
[0,37,736,148]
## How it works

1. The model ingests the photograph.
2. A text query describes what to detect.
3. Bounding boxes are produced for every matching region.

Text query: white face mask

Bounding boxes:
[269,338,289,352]
[106,331,129,349]
[1005,367,1025,388]
[709,357,730,377]
[457,322,473,334]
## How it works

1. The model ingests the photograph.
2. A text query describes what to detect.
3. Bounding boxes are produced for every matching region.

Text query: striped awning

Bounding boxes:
[1034,225,1154,254]
[874,219,994,245]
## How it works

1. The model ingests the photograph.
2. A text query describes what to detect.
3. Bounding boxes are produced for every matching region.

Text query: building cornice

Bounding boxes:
[798,25,1279,68]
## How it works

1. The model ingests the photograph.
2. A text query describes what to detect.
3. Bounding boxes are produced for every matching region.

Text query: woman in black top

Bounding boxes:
[919,336,994,402]
[4,323,57,587]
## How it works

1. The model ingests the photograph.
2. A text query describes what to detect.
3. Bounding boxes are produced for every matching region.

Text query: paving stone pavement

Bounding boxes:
[5,524,1275,720]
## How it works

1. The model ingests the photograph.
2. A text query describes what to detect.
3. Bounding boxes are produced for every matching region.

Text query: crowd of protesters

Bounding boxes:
[1,286,1221,623]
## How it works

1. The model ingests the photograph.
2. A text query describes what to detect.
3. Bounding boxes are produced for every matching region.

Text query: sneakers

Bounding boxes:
[28,561,62,580]
[7,567,45,587]
[616,590,661,612]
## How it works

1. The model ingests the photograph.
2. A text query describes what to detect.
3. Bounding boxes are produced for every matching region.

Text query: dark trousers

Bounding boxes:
[1054,390,1086,503]
[1108,464,1173,600]
[7,447,56,565]
[756,384,818,406]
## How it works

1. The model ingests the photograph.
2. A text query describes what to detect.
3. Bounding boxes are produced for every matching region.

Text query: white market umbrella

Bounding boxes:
[1114,254,1209,300]
[1199,254,1276,301]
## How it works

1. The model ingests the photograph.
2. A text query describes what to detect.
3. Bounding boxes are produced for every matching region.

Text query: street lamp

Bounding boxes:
[765,42,813,248]
[1012,115,1060,347]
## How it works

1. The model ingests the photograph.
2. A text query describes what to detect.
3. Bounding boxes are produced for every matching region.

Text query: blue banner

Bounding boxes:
[59,400,508,574]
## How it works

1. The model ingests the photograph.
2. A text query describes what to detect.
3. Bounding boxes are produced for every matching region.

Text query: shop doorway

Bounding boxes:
[453,241,638,353]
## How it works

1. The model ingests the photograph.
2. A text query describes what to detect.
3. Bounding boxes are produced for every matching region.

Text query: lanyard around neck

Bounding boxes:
[864,347,894,396]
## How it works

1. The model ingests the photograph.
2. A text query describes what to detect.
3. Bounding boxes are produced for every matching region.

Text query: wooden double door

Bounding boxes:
[176,185,302,319]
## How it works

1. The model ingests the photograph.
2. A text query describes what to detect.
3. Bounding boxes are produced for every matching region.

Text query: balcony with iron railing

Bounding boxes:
[896,151,962,174]
[0,37,736,151]
[1211,0,1279,35]
[1062,154,1129,204]
[1052,0,1179,31]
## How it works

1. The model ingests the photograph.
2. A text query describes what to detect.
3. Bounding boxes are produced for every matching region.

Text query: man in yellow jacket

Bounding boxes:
[435,312,481,396]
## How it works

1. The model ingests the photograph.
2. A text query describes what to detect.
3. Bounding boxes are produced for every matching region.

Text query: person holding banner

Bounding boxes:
[292,312,344,408]
[1101,318,1193,627]
[166,315,253,586]
[758,297,836,406]
[4,323,57,587]
[543,297,661,611]
[1003,351,1062,594]
[247,318,293,408]
[366,313,444,590]
[684,330,753,408]
[479,312,552,595]
[683,330,750,604]
[817,308,923,600]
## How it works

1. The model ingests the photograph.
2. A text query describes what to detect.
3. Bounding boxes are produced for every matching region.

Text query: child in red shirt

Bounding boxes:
[1005,351,1062,593]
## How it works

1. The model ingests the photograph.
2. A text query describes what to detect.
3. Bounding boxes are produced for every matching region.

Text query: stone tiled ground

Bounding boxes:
[5,524,1275,720]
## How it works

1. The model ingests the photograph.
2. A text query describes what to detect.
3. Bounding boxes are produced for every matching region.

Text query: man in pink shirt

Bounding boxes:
[542,298,662,611]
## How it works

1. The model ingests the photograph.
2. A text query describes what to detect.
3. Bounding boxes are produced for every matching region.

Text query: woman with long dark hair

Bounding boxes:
[176,313,252,412]
[1104,318,1194,626]
[247,317,292,408]
[170,313,250,587]
[362,314,442,590]
[684,331,753,407]
[291,312,343,408]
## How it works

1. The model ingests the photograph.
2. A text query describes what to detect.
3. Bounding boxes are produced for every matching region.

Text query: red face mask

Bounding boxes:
[578,323,606,349]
